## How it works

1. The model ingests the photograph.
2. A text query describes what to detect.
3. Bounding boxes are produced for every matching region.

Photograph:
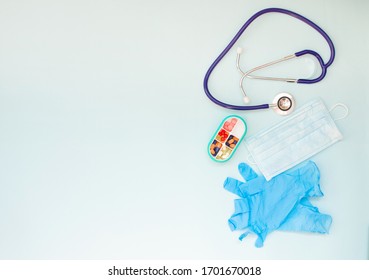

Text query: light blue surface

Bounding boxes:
[224,161,332,248]
[0,0,368,259]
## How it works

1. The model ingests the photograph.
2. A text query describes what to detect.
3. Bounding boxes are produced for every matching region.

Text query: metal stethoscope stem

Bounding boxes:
[236,47,298,115]
[235,48,297,114]
[236,47,298,102]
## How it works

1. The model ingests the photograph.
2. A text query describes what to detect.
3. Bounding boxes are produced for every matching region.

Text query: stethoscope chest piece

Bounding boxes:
[272,93,295,115]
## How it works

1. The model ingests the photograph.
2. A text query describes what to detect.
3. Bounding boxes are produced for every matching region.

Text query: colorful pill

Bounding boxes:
[223,122,231,130]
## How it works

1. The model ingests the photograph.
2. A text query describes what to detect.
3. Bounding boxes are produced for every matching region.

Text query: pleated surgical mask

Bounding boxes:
[244,98,348,181]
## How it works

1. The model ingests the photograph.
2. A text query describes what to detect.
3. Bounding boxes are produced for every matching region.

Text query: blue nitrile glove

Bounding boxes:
[278,197,332,233]
[224,161,332,247]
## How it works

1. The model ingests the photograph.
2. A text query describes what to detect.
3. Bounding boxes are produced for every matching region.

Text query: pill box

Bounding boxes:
[208,115,247,162]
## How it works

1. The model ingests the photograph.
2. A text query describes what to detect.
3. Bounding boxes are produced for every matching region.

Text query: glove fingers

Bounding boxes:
[228,199,250,230]
[242,176,265,195]
[228,212,250,231]
[255,233,266,248]
[224,177,245,197]
[238,162,258,182]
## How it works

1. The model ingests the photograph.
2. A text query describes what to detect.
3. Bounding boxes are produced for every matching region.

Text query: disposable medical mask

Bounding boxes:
[244,98,348,181]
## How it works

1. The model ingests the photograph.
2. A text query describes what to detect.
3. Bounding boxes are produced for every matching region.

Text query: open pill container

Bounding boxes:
[208,115,247,162]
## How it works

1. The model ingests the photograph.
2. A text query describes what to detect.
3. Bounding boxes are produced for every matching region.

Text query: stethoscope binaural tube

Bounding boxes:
[203,7,336,111]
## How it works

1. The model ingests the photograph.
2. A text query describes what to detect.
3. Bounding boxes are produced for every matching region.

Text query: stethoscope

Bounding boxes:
[203,8,335,115]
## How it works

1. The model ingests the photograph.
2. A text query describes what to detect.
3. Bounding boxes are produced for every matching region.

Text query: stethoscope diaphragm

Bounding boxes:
[272,93,295,115]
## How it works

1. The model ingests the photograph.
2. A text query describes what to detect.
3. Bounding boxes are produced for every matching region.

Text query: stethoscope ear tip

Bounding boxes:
[243,96,251,104]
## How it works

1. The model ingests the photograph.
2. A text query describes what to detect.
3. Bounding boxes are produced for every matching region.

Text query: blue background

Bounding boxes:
[0,0,368,259]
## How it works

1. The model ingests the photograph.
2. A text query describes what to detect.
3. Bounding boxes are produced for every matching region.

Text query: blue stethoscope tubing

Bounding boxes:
[203,8,336,111]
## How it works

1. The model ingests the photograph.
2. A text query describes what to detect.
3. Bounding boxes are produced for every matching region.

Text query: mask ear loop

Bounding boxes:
[247,154,256,165]
[329,103,349,121]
